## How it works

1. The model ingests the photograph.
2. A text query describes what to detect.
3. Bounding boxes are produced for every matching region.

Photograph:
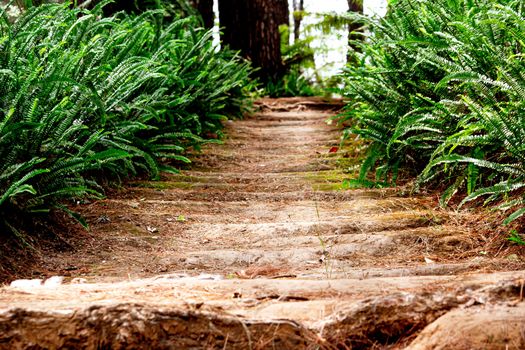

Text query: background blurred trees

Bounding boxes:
[219,0,289,83]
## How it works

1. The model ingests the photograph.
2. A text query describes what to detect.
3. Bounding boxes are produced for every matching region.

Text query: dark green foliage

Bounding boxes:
[262,25,317,97]
[336,0,525,224]
[264,69,320,97]
[0,2,253,238]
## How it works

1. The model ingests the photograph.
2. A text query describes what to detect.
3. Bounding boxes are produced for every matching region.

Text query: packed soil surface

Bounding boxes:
[1,98,524,349]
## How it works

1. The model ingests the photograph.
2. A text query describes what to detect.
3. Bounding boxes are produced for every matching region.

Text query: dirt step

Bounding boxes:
[95,198,437,218]
[83,212,450,236]
[129,179,347,192]
[115,188,397,202]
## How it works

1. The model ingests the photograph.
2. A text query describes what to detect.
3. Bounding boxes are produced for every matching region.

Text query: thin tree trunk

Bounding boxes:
[292,0,304,42]
[189,0,214,29]
[347,0,363,64]
[219,0,288,82]
[218,0,248,55]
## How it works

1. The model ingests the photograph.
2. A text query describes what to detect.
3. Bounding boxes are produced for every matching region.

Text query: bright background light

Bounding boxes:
[213,0,388,78]
[300,0,387,78]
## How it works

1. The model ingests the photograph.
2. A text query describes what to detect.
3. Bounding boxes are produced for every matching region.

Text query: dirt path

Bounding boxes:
[1,98,524,349]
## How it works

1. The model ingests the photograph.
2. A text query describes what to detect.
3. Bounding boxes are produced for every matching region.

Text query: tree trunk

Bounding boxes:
[292,0,304,42]
[347,0,363,64]
[189,0,214,29]
[219,0,288,82]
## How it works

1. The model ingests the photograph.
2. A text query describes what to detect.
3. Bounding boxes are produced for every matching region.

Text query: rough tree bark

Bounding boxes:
[347,0,363,64]
[219,0,289,82]
[189,0,214,29]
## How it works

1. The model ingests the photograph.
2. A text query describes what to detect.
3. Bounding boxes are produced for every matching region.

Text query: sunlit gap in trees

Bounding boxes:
[212,0,387,79]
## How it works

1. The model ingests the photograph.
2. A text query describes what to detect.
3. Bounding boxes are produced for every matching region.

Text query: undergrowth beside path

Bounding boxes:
[0,2,254,244]
[337,0,525,233]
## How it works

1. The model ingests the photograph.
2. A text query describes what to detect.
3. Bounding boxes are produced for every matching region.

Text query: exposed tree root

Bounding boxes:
[0,305,324,350]
[1,278,524,349]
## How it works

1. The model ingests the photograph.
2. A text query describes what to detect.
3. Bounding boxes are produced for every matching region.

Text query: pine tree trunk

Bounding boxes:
[219,0,288,82]
[347,0,363,64]
[292,0,304,42]
[189,0,214,29]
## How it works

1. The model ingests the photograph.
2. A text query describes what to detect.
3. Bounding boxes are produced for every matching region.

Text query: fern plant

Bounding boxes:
[0,1,254,241]
[337,0,525,225]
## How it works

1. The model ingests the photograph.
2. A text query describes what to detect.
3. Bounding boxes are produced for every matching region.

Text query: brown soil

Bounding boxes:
[1,97,524,349]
